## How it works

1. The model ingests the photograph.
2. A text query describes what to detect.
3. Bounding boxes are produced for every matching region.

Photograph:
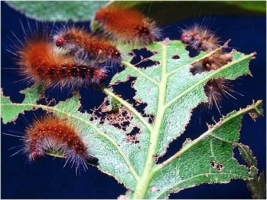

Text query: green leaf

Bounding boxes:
[107,40,257,198]
[108,1,265,25]
[6,1,265,24]
[238,144,266,199]
[146,101,262,199]
[1,38,260,199]
[238,144,258,167]
[106,1,149,8]
[1,91,140,189]
[225,1,266,13]
[1,85,43,124]
[112,41,255,158]
[6,1,107,21]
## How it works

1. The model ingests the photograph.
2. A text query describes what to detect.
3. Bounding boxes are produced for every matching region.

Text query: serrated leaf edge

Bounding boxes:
[154,100,262,172]
[1,94,140,185]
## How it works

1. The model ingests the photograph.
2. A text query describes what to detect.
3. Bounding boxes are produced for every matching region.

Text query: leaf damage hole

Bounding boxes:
[134,100,155,124]
[210,161,224,172]
[112,77,155,124]
[186,45,200,57]
[172,54,180,59]
[90,97,133,131]
[124,126,141,144]
[233,147,247,166]
[129,48,160,68]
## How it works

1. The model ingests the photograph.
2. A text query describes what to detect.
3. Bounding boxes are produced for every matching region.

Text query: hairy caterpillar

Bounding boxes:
[181,24,238,113]
[22,114,98,173]
[181,24,220,51]
[15,34,107,89]
[53,27,121,66]
[94,6,161,45]
[204,78,238,112]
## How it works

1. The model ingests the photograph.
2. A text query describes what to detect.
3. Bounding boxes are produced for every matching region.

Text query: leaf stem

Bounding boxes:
[122,61,159,86]
[132,43,168,199]
[102,88,153,133]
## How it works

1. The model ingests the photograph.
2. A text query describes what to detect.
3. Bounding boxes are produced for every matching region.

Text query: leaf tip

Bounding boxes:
[248,100,264,121]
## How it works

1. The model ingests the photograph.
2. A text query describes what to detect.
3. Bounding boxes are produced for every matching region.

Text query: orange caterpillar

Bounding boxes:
[16,36,107,89]
[94,6,161,45]
[54,27,121,65]
[23,114,98,173]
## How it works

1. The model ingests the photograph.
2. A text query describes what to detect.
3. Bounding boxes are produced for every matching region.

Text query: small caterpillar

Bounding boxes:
[190,50,233,74]
[182,25,232,74]
[23,114,98,173]
[53,27,121,65]
[181,24,220,51]
[181,24,237,113]
[94,6,161,45]
[204,78,237,113]
[16,36,107,89]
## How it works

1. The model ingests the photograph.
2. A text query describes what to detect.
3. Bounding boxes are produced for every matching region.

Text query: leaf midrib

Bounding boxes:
[131,42,169,199]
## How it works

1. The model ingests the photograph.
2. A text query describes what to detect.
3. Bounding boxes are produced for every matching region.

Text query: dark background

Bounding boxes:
[1,1,266,199]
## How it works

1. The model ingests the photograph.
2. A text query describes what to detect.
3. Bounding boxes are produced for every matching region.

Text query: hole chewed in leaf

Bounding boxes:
[134,99,155,124]
[90,97,133,132]
[172,54,180,59]
[91,96,142,144]
[124,126,141,144]
[210,161,224,172]
[129,47,160,68]
[111,77,155,124]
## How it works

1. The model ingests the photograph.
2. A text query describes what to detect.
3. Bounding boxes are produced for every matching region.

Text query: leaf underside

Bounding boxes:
[1,39,260,198]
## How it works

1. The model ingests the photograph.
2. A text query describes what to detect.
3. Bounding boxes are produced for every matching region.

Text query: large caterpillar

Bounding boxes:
[16,36,107,89]
[94,6,161,45]
[53,27,121,65]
